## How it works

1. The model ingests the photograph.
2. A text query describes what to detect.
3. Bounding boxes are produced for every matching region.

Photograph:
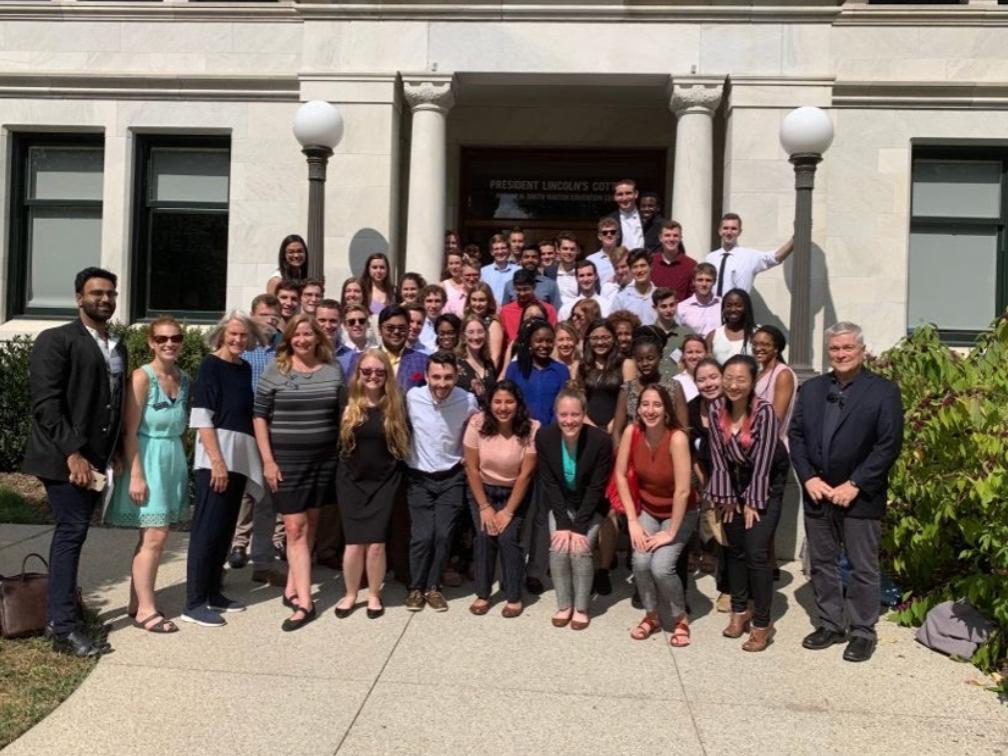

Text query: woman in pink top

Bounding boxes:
[463,380,539,618]
[440,250,468,316]
[752,325,797,446]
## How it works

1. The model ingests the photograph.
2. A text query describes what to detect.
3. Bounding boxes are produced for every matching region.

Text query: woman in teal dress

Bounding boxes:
[106,316,190,633]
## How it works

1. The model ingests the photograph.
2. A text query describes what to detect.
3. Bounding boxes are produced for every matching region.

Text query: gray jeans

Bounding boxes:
[548,510,602,613]
[632,509,698,629]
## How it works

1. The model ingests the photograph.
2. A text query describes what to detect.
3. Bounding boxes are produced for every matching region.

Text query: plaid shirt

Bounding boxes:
[240,345,276,391]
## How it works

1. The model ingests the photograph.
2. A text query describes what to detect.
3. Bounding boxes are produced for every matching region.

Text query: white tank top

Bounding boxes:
[711,325,748,364]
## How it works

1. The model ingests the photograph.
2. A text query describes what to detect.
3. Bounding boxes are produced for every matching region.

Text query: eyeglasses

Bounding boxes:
[345,318,367,326]
[600,230,618,237]
[382,325,408,334]
[360,368,387,378]
[153,334,184,345]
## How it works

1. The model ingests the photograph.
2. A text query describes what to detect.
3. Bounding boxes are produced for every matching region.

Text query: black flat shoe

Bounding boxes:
[333,601,357,619]
[282,593,300,610]
[52,629,107,658]
[802,627,848,650]
[366,605,385,619]
[281,603,317,632]
[843,636,876,663]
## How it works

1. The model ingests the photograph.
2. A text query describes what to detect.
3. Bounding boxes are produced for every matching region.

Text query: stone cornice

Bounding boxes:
[837,3,1008,26]
[0,73,299,101]
[0,1,299,22]
[833,81,1008,109]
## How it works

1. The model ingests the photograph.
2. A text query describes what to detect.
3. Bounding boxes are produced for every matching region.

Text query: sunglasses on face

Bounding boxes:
[346,318,367,326]
[600,230,618,237]
[153,334,184,345]
[360,368,387,378]
[382,325,408,334]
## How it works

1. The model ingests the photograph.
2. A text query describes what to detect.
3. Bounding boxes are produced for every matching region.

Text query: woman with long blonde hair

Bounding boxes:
[253,314,344,631]
[334,349,411,619]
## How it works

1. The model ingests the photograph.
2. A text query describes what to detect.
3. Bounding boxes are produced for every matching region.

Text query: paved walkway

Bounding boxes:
[2,524,1005,755]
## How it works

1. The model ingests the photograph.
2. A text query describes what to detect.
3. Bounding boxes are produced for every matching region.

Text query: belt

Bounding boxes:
[410,463,463,481]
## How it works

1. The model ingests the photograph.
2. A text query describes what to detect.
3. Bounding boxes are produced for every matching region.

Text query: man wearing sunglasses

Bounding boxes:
[587,216,622,286]
[347,305,428,392]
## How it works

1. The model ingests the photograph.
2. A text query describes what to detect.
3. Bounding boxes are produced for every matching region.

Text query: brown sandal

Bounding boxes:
[133,612,178,634]
[669,617,691,647]
[630,614,660,640]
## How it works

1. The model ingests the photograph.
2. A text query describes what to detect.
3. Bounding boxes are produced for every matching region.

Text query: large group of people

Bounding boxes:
[24,178,904,667]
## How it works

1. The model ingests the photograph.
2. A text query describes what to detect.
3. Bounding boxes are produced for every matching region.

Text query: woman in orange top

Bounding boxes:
[615,383,696,646]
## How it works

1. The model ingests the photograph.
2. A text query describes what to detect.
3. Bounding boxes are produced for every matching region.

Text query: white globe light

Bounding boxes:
[293,100,344,148]
[779,106,834,156]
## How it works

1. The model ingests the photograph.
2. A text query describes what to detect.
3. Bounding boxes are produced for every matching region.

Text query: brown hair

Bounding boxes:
[146,315,181,340]
[275,313,333,374]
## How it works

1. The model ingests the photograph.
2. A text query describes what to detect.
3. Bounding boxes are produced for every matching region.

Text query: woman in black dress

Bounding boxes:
[578,318,636,432]
[455,315,497,403]
[334,349,411,619]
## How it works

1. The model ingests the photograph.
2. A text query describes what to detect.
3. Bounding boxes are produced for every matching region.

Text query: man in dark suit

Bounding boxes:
[639,192,666,252]
[22,267,128,657]
[347,305,428,392]
[789,321,904,663]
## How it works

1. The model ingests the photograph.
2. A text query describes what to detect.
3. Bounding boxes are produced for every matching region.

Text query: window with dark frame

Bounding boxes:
[907,148,1008,345]
[6,133,105,319]
[132,135,230,321]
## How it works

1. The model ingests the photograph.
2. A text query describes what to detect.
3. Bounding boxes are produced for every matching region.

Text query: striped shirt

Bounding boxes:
[704,397,779,511]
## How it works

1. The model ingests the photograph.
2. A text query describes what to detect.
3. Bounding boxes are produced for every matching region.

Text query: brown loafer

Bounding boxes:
[742,624,774,652]
[425,589,449,612]
[501,603,523,618]
[469,600,491,616]
[723,611,751,639]
[551,614,572,628]
[570,617,590,631]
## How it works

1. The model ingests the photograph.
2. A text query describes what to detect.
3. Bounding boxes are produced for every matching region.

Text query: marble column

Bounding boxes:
[669,78,724,257]
[402,73,455,283]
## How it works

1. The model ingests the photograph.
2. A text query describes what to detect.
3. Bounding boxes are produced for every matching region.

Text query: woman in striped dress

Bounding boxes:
[253,314,345,631]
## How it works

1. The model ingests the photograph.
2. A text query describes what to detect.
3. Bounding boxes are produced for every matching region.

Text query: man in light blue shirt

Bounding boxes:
[480,233,519,306]
[611,248,658,326]
[403,351,479,613]
[501,246,562,309]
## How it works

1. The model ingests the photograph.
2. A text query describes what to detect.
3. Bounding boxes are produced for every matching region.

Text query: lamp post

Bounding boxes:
[779,106,834,382]
[293,100,344,281]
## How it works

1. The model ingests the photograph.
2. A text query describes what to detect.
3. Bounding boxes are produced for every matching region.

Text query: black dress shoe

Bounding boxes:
[843,636,876,662]
[802,627,847,650]
[227,546,248,569]
[366,605,385,619]
[52,629,107,658]
[524,577,544,595]
[281,603,317,632]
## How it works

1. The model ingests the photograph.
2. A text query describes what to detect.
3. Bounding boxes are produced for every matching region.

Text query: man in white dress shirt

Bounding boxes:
[605,178,644,250]
[550,231,581,308]
[705,213,794,296]
[558,259,612,320]
[676,262,722,338]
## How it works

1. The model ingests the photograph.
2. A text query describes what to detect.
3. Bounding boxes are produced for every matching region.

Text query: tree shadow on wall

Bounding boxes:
[749,242,837,373]
[347,228,390,279]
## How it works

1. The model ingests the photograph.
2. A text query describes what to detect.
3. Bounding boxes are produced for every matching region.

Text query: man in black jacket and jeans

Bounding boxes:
[789,321,904,663]
[22,267,128,657]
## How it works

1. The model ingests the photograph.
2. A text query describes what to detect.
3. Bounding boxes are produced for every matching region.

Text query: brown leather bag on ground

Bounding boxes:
[0,553,49,638]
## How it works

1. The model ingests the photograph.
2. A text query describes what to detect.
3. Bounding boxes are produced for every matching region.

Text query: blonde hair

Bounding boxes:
[205,310,264,350]
[275,313,333,375]
[146,315,182,340]
[339,349,411,460]
[464,281,499,318]
[456,315,493,364]
[553,321,582,362]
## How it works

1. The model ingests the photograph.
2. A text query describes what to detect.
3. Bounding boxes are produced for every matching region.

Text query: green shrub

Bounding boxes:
[0,336,34,471]
[0,322,211,473]
[872,314,1008,686]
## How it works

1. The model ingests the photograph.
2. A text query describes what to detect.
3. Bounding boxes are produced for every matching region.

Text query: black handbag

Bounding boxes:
[0,553,49,638]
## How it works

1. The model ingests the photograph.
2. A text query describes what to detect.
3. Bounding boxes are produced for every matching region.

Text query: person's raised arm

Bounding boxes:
[774,236,795,263]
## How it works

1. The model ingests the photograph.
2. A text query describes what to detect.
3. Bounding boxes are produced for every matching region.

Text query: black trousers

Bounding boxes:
[186,470,246,611]
[469,483,529,603]
[406,466,466,591]
[43,481,99,636]
[804,506,882,640]
[723,456,788,628]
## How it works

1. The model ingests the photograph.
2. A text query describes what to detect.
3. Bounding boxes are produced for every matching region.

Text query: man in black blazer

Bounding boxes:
[22,267,128,657]
[789,321,904,663]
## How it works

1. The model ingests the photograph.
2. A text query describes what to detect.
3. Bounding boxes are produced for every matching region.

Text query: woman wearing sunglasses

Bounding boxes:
[106,316,190,634]
[333,349,411,619]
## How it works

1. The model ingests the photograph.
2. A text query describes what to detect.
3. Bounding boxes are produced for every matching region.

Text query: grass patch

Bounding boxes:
[0,487,51,525]
[0,606,103,748]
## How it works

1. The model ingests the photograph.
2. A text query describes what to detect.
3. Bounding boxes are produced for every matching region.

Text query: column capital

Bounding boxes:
[668,77,724,117]
[402,73,456,115]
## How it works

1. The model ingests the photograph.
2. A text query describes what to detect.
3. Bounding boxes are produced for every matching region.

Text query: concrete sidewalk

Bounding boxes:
[2,524,1005,755]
